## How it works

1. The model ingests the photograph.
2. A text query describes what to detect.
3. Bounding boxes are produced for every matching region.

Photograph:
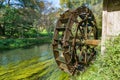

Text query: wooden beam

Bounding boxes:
[85,40,101,46]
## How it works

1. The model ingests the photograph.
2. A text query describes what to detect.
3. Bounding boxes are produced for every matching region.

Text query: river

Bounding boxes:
[0,44,76,80]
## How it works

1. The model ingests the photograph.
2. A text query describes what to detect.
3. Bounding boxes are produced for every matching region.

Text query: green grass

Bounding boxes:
[0,37,52,50]
[76,35,120,80]
[0,31,53,50]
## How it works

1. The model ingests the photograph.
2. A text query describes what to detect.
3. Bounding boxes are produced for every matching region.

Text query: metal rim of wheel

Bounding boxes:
[52,6,99,75]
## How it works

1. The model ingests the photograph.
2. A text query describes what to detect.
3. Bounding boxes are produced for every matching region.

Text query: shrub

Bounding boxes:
[77,35,120,80]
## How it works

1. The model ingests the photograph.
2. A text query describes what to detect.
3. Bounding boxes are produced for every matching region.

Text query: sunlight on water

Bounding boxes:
[0,44,73,80]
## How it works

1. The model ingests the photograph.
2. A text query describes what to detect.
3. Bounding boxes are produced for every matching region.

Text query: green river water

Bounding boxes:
[0,44,78,80]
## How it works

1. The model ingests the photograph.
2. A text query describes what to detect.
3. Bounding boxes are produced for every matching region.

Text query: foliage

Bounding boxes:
[60,0,102,9]
[0,37,52,50]
[99,36,120,79]
[0,7,21,37]
[77,35,120,80]
[0,7,37,38]
[59,0,103,38]
[0,0,56,38]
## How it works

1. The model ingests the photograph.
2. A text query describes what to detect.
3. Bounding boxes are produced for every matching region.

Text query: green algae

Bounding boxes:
[0,55,97,80]
[0,57,53,80]
[0,55,73,80]
[0,56,80,80]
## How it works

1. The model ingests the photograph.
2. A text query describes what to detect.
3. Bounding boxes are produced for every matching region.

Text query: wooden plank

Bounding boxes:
[56,27,65,31]
[56,57,66,64]
[60,18,69,23]
[85,40,101,46]
[59,63,70,73]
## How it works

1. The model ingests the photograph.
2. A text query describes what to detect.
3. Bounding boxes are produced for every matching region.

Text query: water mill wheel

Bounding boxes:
[52,6,100,75]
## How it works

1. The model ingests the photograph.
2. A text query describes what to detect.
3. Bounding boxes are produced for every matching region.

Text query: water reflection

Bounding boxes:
[0,44,72,80]
[1,56,7,65]
[0,44,53,66]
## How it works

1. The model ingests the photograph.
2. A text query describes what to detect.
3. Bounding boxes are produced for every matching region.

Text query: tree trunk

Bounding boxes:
[8,0,10,6]
[0,24,5,35]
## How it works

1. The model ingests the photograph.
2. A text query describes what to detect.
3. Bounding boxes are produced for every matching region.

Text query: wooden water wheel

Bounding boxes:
[52,6,100,75]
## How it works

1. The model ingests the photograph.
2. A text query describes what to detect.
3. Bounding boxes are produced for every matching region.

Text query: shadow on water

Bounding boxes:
[0,44,77,80]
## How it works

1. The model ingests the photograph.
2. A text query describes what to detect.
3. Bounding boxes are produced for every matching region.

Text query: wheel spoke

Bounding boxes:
[52,6,98,75]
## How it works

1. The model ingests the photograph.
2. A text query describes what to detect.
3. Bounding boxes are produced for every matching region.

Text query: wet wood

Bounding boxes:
[56,27,65,31]
[53,6,98,75]
[85,40,100,46]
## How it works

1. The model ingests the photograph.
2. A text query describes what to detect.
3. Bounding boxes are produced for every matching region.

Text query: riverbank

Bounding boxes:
[0,37,52,50]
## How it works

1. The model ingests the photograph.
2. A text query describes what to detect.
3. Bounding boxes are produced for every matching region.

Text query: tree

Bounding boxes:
[0,0,5,8]
[0,0,59,38]
[59,0,103,37]
[60,0,103,8]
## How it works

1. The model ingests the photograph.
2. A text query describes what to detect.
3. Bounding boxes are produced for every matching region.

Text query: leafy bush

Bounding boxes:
[78,35,120,80]
[0,38,52,50]
[99,36,120,79]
